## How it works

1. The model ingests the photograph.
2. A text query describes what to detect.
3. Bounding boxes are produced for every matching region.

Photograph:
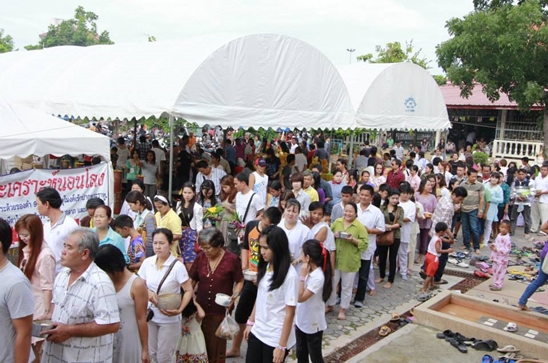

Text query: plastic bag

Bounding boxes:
[502,214,510,222]
[215,310,240,340]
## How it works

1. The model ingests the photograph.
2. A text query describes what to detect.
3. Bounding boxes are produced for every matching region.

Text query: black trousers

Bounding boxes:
[246,332,289,363]
[354,258,372,303]
[377,238,401,283]
[234,281,257,324]
[295,326,324,363]
[434,242,451,282]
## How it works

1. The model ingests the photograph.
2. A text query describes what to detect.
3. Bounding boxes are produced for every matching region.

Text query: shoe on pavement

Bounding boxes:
[538,231,547,236]
[354,301,363,308]
[456,261,469,268]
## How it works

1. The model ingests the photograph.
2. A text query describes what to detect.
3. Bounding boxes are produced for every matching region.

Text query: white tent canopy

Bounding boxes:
[337,62,450,130]
[0,98,110,160]
[0,34,355,129]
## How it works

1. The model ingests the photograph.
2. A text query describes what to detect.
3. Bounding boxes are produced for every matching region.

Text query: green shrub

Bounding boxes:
[473,152,488,165]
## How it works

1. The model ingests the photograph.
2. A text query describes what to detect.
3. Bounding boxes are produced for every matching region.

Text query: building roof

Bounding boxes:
[440,83,543,110]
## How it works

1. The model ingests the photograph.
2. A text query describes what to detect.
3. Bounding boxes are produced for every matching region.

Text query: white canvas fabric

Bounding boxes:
[337,62,451,131]
[0,98,110,160]
[0,34,356,129]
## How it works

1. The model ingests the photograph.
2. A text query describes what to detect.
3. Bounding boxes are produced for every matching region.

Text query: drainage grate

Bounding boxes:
[324,315,411,363]
[323,271,483,362]
[444,270,485,293]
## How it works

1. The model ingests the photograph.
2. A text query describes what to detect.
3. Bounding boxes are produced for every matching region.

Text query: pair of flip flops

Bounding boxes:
[436,330,474,353]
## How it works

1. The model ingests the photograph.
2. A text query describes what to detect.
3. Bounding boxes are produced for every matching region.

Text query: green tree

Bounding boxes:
[436,0,548,156]
[433,75,447,86]
[0,29,14,53]
[356,40,430,69]
[25,6,114,50]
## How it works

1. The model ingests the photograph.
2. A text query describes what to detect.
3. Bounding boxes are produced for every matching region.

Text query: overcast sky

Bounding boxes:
[1,0,474,74]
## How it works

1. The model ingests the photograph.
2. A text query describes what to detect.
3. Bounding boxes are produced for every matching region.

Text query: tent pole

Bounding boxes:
[349,130,354,168]
[328,129,333,173]
[435,130,441,151]
[168,115,174,204]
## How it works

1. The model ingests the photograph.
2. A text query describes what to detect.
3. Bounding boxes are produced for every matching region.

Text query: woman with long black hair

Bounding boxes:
[244,225,299,363]
[295,239,333,363]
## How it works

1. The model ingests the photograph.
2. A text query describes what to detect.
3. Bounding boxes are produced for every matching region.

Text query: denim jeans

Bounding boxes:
[461,209,480,250]
[518,260,548,306]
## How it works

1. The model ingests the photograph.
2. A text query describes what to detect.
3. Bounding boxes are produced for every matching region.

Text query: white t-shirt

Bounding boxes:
[357,204,385,260]
[43,213,78,274]
[252,171,269,205]
[534,174,548,203]
[151,147,166,170]
[296,267,326,334]
[427,235,441,257]
[251,266,299,348]
[310,222,335,252]
[137,255,189,324]
[0,263,34,363]
[399,200,416,243]
[116,147,130,168]
[278,220,311,271]
[290,143,298,154]
[236,190,264,225]
[294,154,308,172]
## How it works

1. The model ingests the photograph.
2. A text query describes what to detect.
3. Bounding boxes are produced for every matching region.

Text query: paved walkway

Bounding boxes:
[227,226,542,362]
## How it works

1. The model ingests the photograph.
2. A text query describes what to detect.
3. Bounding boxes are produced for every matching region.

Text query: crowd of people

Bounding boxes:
[1,130,547,363]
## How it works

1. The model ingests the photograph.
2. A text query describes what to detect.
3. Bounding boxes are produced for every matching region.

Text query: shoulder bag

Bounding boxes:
[146,258,178,322]
[377,208,399,246]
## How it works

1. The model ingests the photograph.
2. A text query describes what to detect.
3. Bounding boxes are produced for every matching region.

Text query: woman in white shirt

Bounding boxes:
[120,180,154,219]
[138,228,193,363]
[278,199,311,271]
[291,173,311,218]
[305,202,336,268]
[244,225,299,363]
[295,240,333,363]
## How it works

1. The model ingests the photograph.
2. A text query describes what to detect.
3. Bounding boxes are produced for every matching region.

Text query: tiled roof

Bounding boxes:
[440,83,543,110]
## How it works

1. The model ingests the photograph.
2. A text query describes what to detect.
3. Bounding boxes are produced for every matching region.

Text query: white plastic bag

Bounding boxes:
[215,310,240,340]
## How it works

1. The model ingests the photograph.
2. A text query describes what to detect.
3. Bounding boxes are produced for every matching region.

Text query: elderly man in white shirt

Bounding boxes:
[531,163,548,235]
[42,228,120,363]
[354,184,385,308]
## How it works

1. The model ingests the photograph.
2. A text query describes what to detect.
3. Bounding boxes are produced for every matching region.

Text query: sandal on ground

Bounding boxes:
[448,337,468,353]
[417,292,432,302]
[482,354,494,363]
[378,325,391,337]
[434,279,448,285]
[517,304,529,311]
[375,278,384,283]
[497,345,520,353]
[390,313,400,322]
[473,339,498,351]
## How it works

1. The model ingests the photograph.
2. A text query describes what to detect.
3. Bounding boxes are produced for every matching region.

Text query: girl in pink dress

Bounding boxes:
[489,220,512,291]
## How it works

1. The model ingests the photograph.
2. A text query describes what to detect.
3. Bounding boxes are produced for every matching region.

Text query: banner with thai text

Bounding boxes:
[0,163,111,226]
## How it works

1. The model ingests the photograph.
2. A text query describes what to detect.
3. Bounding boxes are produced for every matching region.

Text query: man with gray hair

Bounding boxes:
[42,228,120,363]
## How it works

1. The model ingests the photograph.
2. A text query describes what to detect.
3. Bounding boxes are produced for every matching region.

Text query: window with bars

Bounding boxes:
[495,110,543,141]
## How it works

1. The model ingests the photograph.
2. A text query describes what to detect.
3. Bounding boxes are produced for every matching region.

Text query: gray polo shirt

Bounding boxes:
[460,180,485,213]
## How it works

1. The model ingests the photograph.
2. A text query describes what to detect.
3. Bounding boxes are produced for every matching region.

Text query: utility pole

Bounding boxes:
[346,48,355,64]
